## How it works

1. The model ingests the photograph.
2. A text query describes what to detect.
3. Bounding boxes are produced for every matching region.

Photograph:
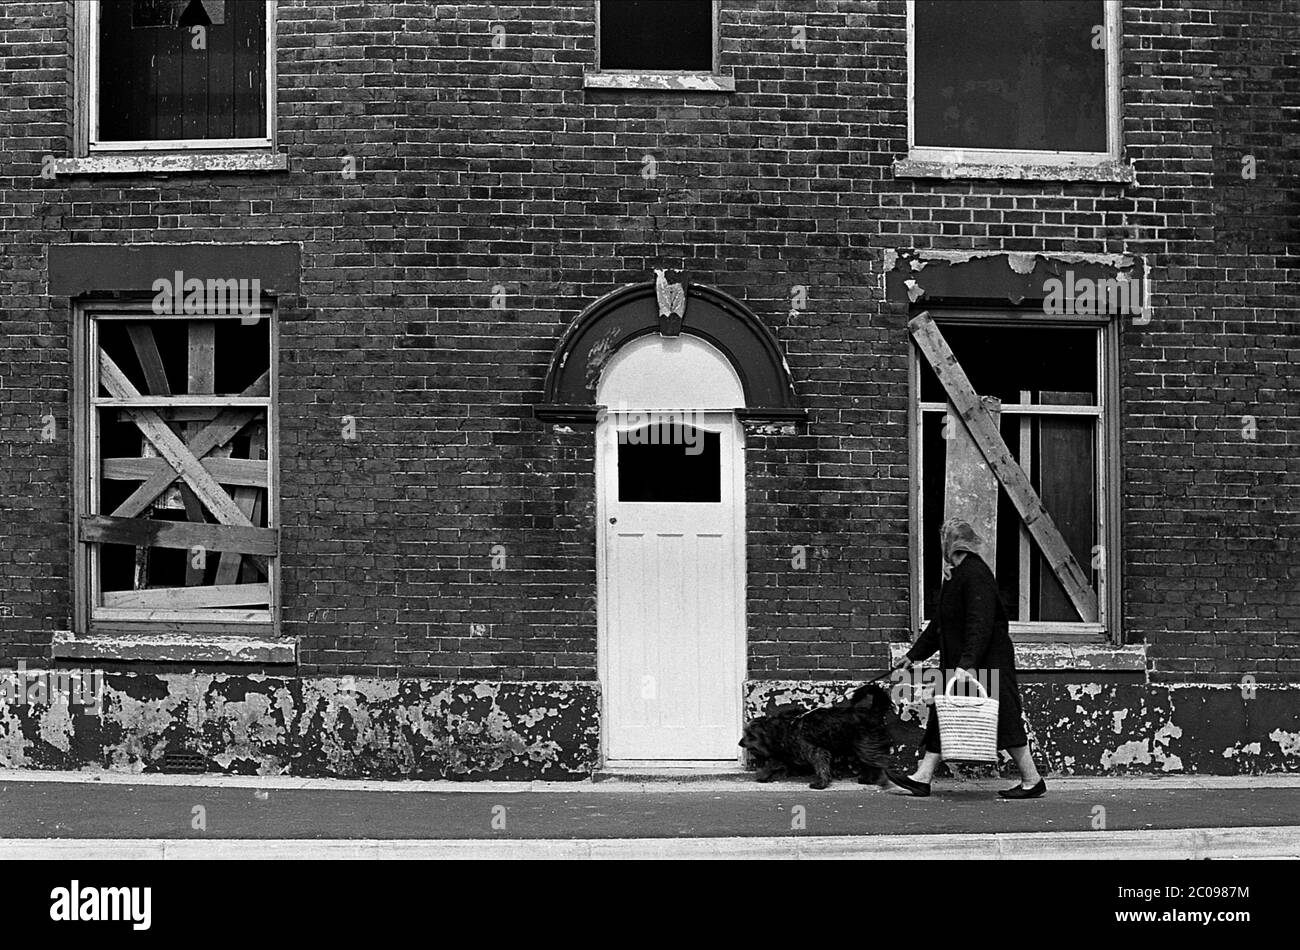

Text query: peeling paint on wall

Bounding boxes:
[886,248,1137,271]
[746,681,1300,777]
[3,675,1298,779]
[583,328,623,392]
[882,248,1146,310]
[0,675,599,780]
[1268,728,1300,757]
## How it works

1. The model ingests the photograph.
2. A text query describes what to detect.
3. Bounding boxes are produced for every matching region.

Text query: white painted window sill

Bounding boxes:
[51,152,290,177]
[52,630,296,664]
[583,71,735,92]
[893,158,1136,184]
[889,641,1146,672]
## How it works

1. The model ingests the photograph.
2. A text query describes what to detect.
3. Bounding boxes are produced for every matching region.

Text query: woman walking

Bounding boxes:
[887,519,1046,799]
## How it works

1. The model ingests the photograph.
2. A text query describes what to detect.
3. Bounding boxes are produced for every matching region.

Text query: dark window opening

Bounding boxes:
[132,0,227,28]
[918,324,1098,405]
[913,0,1108,153]
[98,318,270,398]
[918,323,1101,625]
[98,0,267,142]
[599,0,715,72]
[618,427,721,502]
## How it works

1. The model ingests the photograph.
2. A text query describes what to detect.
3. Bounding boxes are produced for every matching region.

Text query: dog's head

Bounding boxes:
[738,719,774,757]
[738,705,802,758]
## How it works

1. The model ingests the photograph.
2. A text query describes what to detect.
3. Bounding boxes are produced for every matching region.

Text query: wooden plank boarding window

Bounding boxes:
[910,313,1116,641]
[78,304,276,633]
[907,0,1121,167]
[80,0,276,152]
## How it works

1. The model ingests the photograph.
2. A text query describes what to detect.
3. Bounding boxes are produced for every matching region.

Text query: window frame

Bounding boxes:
[907,309,1122,643]
[73,0,278,156]
[586,0,733,91]
[906,0,1122,168]
[72,300,280,638]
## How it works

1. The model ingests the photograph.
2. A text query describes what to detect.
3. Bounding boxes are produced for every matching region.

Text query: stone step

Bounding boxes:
[594,762,752,783]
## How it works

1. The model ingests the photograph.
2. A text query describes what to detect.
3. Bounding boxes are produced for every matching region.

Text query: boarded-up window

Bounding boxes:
[97,0,269,143]
[912,0,1109,154]
[82,307,275,627]
[916,323,1107,628]
[599,0,715,72]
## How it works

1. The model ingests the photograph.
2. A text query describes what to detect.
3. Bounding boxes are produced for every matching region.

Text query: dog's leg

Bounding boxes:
[854,733,891,787]
[799,739,833,789]
[755,761,780,783]
[857,766,889,787]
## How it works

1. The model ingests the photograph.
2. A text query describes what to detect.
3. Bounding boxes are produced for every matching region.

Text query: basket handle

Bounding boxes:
[944,673,989,698]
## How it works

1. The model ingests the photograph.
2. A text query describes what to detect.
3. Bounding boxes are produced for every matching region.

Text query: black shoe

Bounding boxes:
[998,779,1047,799]
[885,769,931,798]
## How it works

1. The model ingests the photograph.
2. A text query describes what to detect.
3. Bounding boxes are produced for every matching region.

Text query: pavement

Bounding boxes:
[2,770,1298,859]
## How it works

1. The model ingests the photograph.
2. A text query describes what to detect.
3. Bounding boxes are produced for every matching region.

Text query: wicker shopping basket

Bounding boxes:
[933,673,1000,763]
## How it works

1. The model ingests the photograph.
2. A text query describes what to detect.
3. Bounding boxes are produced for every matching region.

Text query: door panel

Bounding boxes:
[599,411,744,761]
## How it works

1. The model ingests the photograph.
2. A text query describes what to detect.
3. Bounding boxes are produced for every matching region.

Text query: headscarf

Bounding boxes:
[940,518,984,581]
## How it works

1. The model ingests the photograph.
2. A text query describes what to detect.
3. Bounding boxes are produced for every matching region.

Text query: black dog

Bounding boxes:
[739,683,894,789]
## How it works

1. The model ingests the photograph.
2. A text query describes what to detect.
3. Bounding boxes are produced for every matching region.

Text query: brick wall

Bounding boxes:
[0,1,1296,684]
[1119,1,1300,682]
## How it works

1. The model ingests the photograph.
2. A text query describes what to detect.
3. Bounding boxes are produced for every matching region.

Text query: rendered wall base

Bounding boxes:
[749,681,1300,776]
[2,674,1298,779]
[0,674,599,780]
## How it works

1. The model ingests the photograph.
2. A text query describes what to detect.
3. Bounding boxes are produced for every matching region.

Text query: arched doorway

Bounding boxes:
[537,279,802,764]
[596,334,747,762]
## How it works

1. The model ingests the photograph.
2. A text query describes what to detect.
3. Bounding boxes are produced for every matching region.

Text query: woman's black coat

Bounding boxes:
[906,553,1028,752]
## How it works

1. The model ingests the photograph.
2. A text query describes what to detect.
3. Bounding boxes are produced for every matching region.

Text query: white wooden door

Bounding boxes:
[598,409,745,761]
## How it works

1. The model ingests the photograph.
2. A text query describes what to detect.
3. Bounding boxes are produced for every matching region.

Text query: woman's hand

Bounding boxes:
[893,656,914,672]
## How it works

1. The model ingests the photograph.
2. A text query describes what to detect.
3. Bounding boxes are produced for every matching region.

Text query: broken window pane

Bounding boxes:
[131,0,226,28]
[97,318,270,398]
[98,0,267,142]
[599,0,715,72]
[918,323,1102,626]
[913,0,1108,153]
[618,426,721,502]
[918,324,1098,405]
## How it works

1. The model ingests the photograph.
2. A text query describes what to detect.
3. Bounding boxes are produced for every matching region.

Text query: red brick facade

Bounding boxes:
[0,2,1296,776]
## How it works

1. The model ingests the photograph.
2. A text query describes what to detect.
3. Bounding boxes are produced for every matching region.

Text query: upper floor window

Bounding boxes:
[908,0,1120,166]
[586,1,732,91]
[599,0,715,72]
[77,0,276,153]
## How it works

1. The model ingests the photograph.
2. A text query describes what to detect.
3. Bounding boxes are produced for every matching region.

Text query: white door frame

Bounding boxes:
[594,334,747,765]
